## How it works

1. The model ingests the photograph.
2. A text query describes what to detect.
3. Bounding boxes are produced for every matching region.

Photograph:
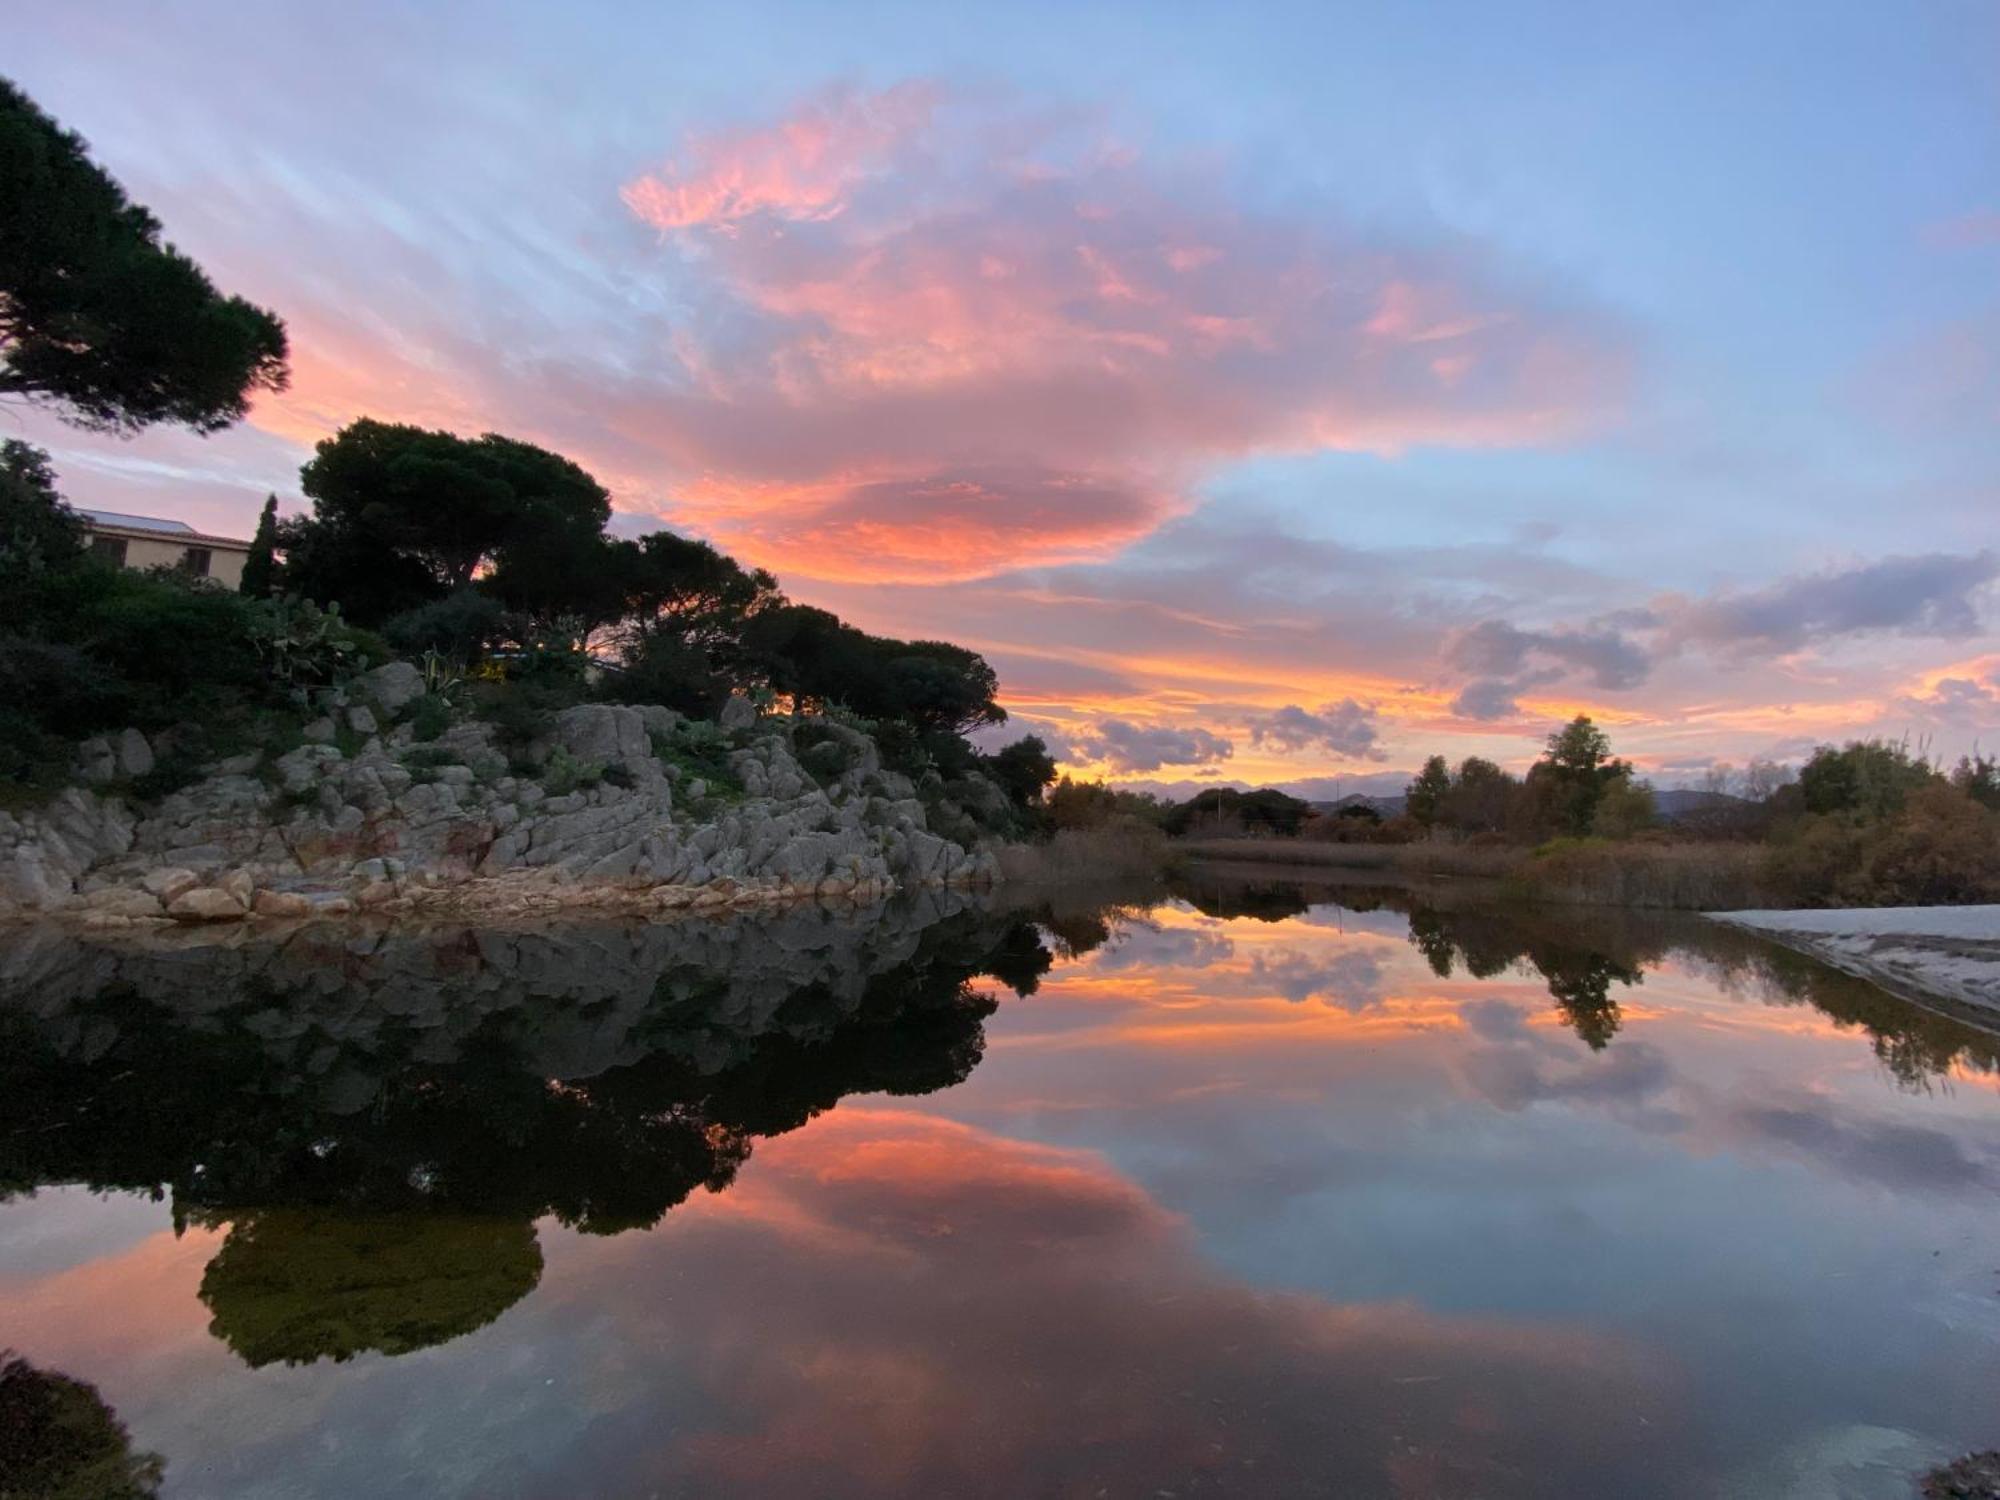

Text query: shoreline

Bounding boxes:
[1705,906,2000,1020]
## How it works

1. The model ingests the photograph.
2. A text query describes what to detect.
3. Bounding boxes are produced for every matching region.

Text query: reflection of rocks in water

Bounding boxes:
[0,1352,164,1498]
[195,1211,542,1369]
[0,893,1059,1365]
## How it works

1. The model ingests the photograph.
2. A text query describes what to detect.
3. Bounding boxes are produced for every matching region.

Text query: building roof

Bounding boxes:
[78,509,196,535]
[77,509,251,550]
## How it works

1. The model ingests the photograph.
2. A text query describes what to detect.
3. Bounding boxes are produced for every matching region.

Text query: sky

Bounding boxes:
[11,2,2000,794]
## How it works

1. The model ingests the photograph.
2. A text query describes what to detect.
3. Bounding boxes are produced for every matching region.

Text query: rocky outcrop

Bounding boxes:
[0,693,1003,926]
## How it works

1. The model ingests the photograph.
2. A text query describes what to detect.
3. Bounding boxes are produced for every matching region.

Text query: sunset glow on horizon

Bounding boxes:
[14,5,1999,793]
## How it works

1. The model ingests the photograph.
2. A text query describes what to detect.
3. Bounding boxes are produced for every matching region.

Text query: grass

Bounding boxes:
[1175,835,1769,910]
[1174,837,1524,880]
[1001,819,1171,885]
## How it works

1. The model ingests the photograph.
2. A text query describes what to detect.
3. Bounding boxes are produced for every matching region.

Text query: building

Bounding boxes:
[76,510,254,590]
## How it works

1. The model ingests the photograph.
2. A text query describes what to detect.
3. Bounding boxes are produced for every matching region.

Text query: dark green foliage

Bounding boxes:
[381,588,510,663]
[649,719,740,793]
[599,629,736,718]
[293,419,611,607]
[1405,754,1451,829]
[1954,754,2000,811]
[1443,756,1517,835]
[1798,738,1938,820]
[0,439,83,578]
[1164,786,1313,837]
[0,77,287,434]
[983,735,1058,812]
[408,693,452,743]
[198,1211,542,1369]
[0,1353,164,1499]
[238,495,279,597]
[1530,715,1638,837]
[1045,776,1170,831]
[746,604,1005,737]
[540,746,604,796]
[274,510,443,624]
[463,674,591,763]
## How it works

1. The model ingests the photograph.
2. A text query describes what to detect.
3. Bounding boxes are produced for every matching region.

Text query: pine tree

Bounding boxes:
[240,494,279,597]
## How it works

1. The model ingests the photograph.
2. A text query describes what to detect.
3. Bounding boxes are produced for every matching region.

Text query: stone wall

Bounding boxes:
[0,664,1001,927]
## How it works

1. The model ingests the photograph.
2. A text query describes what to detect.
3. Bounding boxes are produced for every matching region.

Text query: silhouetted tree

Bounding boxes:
[238,494,279,597]
[0,439,81,579]
[1530,716,1637,837]
[1799,739,1938,821]
[984,735,1059,812]
[0,78,288,433]
[1406,755,1451,829]
[286,419,611,617]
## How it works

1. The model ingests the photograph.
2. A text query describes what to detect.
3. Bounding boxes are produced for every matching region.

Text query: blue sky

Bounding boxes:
[11,2,2000,786]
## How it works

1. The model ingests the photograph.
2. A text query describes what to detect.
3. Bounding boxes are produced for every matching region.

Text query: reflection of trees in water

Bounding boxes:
[195,1212,542,1369]
[1177,867,2000,1081]
[0,1353,163,1499]
[1403,904,1644,1050]
[0,901,1059,1368]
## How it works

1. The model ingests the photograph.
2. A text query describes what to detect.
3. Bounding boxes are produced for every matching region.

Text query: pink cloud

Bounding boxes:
[622,83,936,231]
[602,86,1631,579]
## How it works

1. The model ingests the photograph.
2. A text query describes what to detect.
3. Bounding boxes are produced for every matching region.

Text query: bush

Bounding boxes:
[1763,786,2000,906]
[648,720,739,793]
[407,693,452,743]
[381,588,509,662]
[540,746,603,796]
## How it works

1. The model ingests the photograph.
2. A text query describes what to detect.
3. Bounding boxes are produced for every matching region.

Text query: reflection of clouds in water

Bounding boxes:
[1089,922,1235,973]
[1456,1001,2000,1194]
[1456,998,1688,1130]
[1461,998,1534,1042]
[1251,948,1390,1010]
[1719,1094,2000,1194]
[1462,1037,1680,1119]
[505,1110,1678,1499]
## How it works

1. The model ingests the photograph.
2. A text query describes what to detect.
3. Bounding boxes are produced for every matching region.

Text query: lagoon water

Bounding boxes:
[5,874,2000,1498]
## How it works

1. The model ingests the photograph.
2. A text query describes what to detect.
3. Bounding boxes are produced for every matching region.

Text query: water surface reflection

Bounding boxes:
[4,879,2000,1497]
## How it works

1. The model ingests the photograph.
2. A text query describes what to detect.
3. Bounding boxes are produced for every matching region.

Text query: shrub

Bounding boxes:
[245,595,374,693]
[648,720,739,792]
[540,746,603,796]
[381,588,509,662]
[407,693,452,743]
[1765,786,2000,906]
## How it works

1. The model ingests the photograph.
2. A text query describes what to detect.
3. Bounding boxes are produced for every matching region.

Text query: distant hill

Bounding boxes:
[1652,788,1748,821]
[1312,793,1407,819]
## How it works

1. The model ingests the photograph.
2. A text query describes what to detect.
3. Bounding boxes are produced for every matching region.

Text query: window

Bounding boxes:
[91,535,128,566]
[182,547,212,578]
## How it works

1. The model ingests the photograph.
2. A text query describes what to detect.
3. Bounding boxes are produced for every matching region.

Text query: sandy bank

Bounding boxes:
[1707,906,2000,1017]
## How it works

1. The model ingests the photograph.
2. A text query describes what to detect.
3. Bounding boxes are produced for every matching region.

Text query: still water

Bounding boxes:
[5,873,2000,1498]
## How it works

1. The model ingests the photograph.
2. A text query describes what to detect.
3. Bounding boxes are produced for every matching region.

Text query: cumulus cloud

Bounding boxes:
[1248,699,1385,760]
[1440,552,1998,720]
[1663,551,1999,655]
[1445,619,1652,690]
[613,85,1629,581]
[1077,719,1235,772]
